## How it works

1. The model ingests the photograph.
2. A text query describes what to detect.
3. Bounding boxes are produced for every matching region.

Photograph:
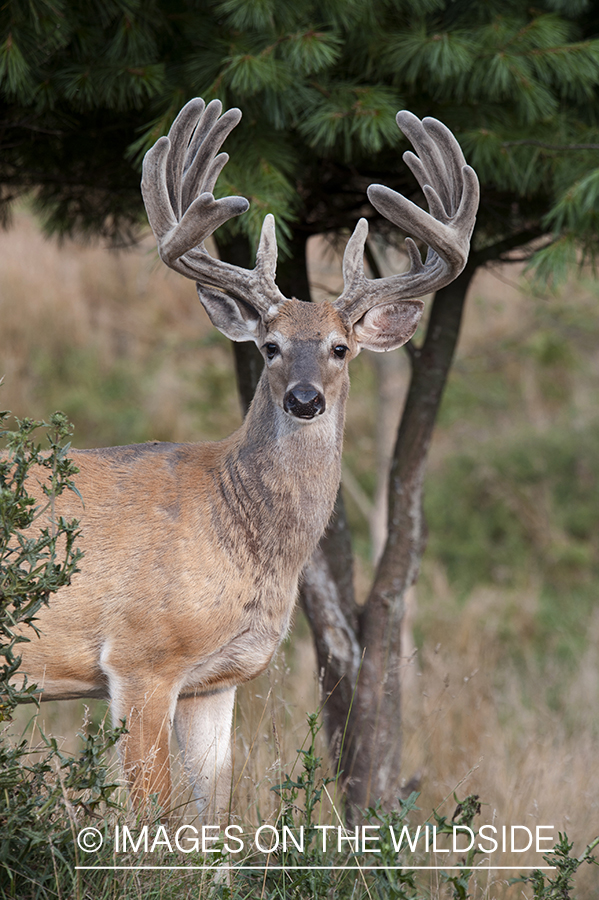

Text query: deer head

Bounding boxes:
[141,98,479,422]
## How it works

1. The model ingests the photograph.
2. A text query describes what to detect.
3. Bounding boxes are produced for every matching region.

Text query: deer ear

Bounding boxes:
[197,285,263,342]
[353,300,424,352]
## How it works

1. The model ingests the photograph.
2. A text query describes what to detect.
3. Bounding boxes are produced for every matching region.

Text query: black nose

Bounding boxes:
[283,386,326,419]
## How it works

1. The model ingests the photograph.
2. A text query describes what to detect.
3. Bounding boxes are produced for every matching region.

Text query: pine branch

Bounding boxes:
[472,228,547,266]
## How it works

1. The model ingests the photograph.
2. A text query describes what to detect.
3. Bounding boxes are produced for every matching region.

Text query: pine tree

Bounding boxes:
[2,0,599,815]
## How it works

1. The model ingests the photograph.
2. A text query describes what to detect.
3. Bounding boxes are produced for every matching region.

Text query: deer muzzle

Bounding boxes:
[283,386,326,420]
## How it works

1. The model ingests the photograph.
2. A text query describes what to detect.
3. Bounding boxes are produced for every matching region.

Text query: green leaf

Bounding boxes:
[383,25,476,87]
[528,233,580,289]
[215,0,280,32]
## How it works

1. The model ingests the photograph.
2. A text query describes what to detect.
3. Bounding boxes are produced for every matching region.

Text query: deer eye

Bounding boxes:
[264,342,280,361]
[332,344,349,360]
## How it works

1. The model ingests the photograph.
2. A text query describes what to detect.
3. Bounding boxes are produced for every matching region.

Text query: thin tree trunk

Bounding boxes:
[338,261,477,814]
[371,350,404,564]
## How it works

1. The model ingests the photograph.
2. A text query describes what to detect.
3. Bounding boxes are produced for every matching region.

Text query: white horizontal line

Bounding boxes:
[75,865,557,871]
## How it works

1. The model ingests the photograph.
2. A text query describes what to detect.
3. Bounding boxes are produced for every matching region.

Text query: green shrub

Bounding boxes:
[0,409,82,720]
[0,408,124,899]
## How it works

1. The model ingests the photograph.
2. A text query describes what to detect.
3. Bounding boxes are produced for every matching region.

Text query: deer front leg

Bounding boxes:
[109,675,178,818]
[174,687,236,821]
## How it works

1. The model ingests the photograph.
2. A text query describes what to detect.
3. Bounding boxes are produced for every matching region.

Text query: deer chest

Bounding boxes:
[178,576,296,693]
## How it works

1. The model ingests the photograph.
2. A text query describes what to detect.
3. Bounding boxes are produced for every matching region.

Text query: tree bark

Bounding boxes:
[337,261,478,814]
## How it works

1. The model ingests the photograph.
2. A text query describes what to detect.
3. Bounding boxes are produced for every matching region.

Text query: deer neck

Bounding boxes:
[216,370,347,569]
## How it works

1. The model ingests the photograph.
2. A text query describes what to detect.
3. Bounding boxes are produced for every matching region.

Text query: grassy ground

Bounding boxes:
[1,210,599,897]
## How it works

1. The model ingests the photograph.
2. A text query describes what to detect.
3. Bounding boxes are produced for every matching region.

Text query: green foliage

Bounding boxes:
[273,712,329,830]
[432,795,483,900]
[515,833,599,900]
[362,792,422,899]
[1,0,599,279]
[0,409,82,720]
[0,407,127,899]
[0,723,124,898]
[258,713,342,897]
[240,738,597,900]
[297,83,402,160]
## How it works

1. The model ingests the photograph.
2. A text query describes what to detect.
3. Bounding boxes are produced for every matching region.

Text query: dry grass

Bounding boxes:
[401,581,599,894]
[0,206,241,444]
[2,212,599,897]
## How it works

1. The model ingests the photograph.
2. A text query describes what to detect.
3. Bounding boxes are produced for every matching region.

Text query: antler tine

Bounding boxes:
[142,98,287,317]
[333,111,479,324]
[164,97,206,220]
[179,101,239,213]
[398,111,466,215]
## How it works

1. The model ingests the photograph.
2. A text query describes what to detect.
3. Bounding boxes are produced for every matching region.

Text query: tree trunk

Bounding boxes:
[336,261,478,815]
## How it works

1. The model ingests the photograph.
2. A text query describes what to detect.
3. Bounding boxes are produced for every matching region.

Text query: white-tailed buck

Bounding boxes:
[17,98,478,817]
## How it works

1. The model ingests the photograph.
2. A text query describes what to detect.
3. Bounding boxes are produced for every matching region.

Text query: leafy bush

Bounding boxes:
[0,408,124,899]
[516,834,599,900]
[0,409,82,720]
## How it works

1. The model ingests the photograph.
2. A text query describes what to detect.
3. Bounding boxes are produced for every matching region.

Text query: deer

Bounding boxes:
[16,97,479,819]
